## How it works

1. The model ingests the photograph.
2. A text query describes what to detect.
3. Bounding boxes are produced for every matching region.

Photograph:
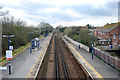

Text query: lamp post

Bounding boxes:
[92,26,94,59]
[36,31,41,38]
[78,30,80,49]
[89,25,94,59]
[27,32,33,53]
[3,35,14,75]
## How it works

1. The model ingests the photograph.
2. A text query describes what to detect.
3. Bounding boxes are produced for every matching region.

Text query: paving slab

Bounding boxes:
[0,34,52,79]
[70,42,119,79]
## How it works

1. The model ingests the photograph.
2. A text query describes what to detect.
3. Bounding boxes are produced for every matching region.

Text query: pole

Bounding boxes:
[8,36,11,75]
[92,46,93,59]
[8,36,9,50]
[30,32,32,53]
[30,32,31,42]
[92,27,94,60]
[3,35,14,75]
[79,44,80,49]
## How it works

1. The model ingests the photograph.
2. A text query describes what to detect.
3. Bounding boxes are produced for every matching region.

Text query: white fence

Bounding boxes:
[64,35,89,52]
[64,35,120,70]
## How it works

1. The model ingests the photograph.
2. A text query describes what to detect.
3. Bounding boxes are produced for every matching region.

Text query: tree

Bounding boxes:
[0,6,9,16]
[0,6,9,22]
[37,22,53,35]
[2,15,42,55]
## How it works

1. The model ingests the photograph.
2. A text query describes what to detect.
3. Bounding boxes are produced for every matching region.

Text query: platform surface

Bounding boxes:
[69,41,119,79]
[0,34,52,79]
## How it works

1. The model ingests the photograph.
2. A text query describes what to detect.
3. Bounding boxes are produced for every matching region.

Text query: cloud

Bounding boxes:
[0,0,119,27]
[52,16,118,27]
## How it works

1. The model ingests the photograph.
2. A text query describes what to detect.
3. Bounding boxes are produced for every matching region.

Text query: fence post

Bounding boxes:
[108,56,110,63]
[113,58,115,67]
[100,51,101,58]
[96,50,98,56]
[118,60,120,70]
[104,53,105,60]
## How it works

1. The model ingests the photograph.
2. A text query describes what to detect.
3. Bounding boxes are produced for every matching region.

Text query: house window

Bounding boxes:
[102,42,104,44]
[113,34,116,39]
[114,43,117,46]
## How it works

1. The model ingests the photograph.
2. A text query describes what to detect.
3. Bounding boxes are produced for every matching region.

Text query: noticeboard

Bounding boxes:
[6,50,12,59]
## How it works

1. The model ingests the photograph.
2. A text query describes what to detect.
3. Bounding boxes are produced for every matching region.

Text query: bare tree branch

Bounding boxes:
[0,6,9,16]
[0,11,9,16]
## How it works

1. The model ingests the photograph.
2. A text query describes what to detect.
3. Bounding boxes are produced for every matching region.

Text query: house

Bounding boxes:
[94,27,102,37]
[80,26,88,30]
[95,23,120,49]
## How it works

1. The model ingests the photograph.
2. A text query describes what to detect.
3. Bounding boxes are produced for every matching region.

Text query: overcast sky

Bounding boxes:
[0,0,119,27]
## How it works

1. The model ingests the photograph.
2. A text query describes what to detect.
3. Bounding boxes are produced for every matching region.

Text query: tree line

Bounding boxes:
[57,26,98,47]
[2,16,53,56]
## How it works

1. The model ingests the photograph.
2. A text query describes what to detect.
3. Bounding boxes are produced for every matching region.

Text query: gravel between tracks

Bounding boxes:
[36,33,87,79]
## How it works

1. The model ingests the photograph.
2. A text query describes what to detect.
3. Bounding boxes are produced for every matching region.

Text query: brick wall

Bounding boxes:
[110,26,120,47]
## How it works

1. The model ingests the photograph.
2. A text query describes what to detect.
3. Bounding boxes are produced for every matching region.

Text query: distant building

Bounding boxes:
[57,25,63,28]
[80,26,88,30]
[95,23,120,49]
[37,22,51,28]
[94,27,103,37]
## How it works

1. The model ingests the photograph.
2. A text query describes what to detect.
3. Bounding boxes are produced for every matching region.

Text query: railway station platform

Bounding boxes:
[63,36,119,79]
[0,34,52,79]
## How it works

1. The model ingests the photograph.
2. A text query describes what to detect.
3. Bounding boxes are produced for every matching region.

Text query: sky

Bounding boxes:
[0,0,119,27]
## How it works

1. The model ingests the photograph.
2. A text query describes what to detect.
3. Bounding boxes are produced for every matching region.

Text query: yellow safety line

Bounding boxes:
[26,45,46,80]
[1,36,42,66]
[68,43,103,78]
[26,37,48,79]
[26,53,41,80]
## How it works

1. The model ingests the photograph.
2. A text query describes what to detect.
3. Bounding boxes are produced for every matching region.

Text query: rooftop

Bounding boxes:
[96,23,120,32]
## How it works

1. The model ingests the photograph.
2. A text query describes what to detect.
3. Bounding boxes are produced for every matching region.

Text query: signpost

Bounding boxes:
[0,67,7,70]
[3,35,14,75]
[9,46,13,50]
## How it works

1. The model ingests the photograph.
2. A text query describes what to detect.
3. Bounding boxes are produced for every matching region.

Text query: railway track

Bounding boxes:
[36,33,87,79]
[55,35,69,79]
[55,36,60,79]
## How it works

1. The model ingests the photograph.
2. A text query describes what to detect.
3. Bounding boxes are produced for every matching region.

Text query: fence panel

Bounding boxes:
[65,35,120,70]
[115,59,118,67]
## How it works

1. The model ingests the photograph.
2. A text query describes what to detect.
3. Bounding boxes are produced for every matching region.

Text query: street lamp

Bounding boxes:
[36,31,41,38]
[27,32,33,53]
[3,34,14,75]
[89,26,94,60]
